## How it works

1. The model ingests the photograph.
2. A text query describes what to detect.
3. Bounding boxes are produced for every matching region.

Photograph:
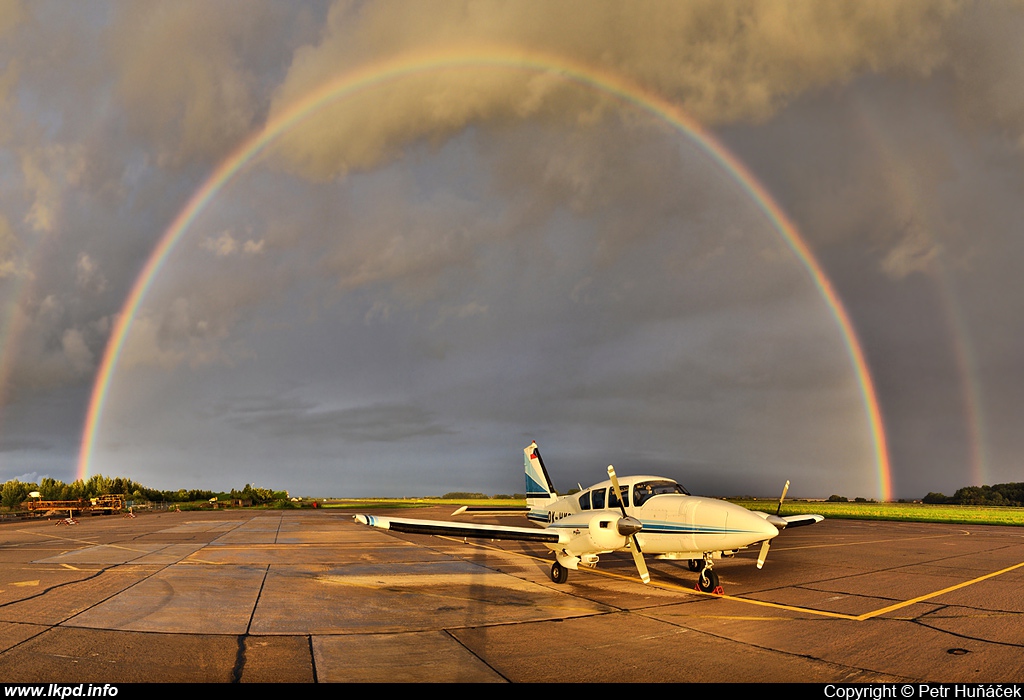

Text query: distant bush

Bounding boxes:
[827,495,848,502]
[923,485,1024,506]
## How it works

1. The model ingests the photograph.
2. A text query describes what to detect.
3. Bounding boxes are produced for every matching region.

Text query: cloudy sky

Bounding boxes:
[1,1,1023,500]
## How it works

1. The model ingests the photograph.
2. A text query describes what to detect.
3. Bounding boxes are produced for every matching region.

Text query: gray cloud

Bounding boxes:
[220,395,454,443]
[266,0,965,180]
[1,1,1024,502]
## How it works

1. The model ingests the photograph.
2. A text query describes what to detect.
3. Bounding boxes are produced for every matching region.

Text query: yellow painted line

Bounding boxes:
[181,558,227,565]
[60,563,79,570]
[11,580,39,587]
[15,530,151,554]
[437,536,860,619]
[438,532,1024,622]
[17,530,99,546]
[773,530,971,552]
[314,575,603,616]
[685,615,795,621]
[201,544,351,549]
[854,560,1024,621]
[319,574,597,604]
[356,530,1024,623]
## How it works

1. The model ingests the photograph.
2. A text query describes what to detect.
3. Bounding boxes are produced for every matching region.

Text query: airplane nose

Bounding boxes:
[766,514,788,530]
[731,505,778,540]
[753,511,780,539]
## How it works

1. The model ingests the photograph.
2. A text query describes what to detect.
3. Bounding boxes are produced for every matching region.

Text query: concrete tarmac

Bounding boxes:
[0,507,1022,683]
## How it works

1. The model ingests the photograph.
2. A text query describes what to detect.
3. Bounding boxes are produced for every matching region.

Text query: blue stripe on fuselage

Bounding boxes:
[544,519,764,536]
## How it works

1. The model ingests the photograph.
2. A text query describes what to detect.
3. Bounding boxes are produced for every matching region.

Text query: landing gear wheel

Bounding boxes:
[697,568,719,593]
[550,561,568,584]
[687,559,701,572]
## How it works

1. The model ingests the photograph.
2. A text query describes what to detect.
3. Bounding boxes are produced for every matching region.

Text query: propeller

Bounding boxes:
[757,480,790,570]
[607,465,650,584]
[776,480,790,516]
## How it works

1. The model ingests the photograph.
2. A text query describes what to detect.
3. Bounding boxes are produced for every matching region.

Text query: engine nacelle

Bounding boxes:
[586,512,630,551]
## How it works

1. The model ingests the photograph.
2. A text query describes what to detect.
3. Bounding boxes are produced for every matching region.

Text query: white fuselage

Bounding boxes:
[528,475,778,558]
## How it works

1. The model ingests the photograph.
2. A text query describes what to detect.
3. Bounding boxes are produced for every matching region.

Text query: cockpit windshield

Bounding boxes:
[632,480,689,507]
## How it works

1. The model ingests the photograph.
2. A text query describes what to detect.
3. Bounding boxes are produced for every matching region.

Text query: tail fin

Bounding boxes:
[525,441,557,508]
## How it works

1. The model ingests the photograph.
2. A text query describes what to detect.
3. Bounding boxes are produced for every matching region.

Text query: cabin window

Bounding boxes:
[578,492,591,511]
[609,485,629,508]
[591,488,606,509]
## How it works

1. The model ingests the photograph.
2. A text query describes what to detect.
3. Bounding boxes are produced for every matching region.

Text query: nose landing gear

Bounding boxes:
[694,554,723,594]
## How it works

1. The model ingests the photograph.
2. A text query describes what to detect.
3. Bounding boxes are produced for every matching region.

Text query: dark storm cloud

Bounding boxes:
[3,1,1024,501]
[220,395,454,443]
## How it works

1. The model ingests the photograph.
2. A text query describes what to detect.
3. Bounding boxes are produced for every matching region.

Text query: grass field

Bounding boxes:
[323,496,1024,527]
[320,498,520,510]
[734,500,1024,527]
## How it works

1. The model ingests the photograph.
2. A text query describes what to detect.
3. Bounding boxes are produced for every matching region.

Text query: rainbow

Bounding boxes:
[76,46,893,500]
[850,97,985,489]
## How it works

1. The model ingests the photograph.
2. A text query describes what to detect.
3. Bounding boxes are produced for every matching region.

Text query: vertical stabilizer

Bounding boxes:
[525,441,557,508]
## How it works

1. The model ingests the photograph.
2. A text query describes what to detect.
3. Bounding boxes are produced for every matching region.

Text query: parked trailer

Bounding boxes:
[25,494,126,516]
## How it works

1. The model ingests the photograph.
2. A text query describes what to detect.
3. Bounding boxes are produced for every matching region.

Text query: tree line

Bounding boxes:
[0,474,286,509]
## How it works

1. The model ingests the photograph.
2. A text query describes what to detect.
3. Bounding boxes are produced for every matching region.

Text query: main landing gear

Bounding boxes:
[549,553,724,594]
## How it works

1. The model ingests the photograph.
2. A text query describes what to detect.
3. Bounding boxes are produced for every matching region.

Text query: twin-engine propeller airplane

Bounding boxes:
[354,441,823,593]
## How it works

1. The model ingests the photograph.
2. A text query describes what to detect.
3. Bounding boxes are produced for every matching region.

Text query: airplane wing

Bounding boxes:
[780,514,824,528]
[354,513,566,544]
[751,510,825,529]
[450,505,530,516]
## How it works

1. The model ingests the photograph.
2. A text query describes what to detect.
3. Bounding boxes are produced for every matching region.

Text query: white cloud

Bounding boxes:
[266,0,963,181]
[201,231,265,257]
[61,328,93,376]
[75,252,107,293]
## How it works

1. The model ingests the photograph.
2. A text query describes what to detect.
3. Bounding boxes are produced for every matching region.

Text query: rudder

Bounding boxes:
[524,441,557,508]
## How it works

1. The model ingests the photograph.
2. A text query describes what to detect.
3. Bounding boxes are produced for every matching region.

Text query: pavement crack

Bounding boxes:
[910,618,1024,649]
[231,635,246,683]
[0,567,108,610]
[308,635,319,683]
[245,564,270,635]
[443,628,511,682]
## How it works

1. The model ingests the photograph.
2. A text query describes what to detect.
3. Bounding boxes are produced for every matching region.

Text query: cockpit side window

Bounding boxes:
[578,491,591,511]
[591,488,606,510]
[633,480,689,507]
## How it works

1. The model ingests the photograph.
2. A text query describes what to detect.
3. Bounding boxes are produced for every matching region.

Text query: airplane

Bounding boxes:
[353,441,823,593]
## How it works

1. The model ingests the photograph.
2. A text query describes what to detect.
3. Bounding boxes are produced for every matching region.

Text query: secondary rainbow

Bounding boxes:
[77,45,893,500]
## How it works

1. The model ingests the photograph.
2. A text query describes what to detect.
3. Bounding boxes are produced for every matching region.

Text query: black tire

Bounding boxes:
[550,561,569,584]
[687,559,701,572]
[697,568,719,592]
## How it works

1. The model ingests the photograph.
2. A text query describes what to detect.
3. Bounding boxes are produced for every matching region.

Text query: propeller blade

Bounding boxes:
[606,464,629,519]
[607,465,651,584]
[629,537,651,583]
[757,539,771,569]
[776,480,790,516]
